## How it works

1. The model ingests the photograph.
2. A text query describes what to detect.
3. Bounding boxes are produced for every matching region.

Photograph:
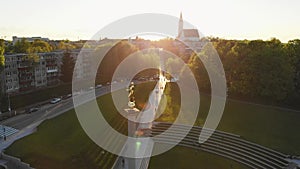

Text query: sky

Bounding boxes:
[0,0,300,42]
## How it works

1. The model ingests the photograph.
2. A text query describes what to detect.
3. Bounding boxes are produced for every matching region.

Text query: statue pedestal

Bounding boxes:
[124,108,140,169]
[125,108,140,137]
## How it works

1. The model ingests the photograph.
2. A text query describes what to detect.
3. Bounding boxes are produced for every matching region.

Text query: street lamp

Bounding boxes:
[8,93,11,113]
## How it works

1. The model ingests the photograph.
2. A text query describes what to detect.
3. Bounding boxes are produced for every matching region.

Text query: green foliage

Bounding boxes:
[166,57,182,75]
[9,39,53,54]
[187,38,296,103]
[26,40,53,53]
[57,41,76,50]
[13,38,31,53]
[0,46,4,70]
[285,40,300,95]
[28,53,40,63]
[96,41,138,84]
[60,50,75,83]
[0,46,4,101]
[220,39,293,100]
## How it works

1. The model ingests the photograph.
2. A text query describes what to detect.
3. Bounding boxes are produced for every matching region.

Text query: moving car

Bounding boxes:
[95,84,102,89]
[25,107,39,113]
[62,94,72,100]
[50,98,61,104]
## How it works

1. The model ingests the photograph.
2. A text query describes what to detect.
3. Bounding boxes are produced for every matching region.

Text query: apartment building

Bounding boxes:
[3,52,62,94]
[2,48,96,95]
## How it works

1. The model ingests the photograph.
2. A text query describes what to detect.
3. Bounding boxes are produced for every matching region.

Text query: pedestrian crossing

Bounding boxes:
[0,125,19,138]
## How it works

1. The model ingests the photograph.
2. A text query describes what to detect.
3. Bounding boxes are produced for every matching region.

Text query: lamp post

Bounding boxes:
[8,93,11,116]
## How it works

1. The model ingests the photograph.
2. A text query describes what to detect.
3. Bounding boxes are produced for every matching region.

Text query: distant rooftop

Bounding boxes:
[182,29,200,38]
[12,36,50,45]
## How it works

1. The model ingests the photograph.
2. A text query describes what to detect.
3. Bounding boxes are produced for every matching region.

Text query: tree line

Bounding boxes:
[91,38,300,108]
[2,37,300,110]
[188,38,300,108]
[2,38,81,54]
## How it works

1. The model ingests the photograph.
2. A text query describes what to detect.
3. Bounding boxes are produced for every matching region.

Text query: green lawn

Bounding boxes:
[149,146,250,169]
[5,82,300,169]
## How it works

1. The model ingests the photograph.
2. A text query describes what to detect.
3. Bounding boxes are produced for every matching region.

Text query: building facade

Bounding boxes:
[3,52,62,94]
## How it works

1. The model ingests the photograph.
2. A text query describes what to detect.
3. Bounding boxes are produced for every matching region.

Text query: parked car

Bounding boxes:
[50,98,61,104]
[25,107,39,113]
[73,91,81,96]
[62,94,72,100]
[95,84,102,89]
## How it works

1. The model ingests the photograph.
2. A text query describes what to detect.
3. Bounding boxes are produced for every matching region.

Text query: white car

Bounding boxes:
[50,98,61,104]
[95,84,102,89]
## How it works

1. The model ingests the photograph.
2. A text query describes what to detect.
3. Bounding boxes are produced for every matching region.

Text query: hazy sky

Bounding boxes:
[1,0,299,42]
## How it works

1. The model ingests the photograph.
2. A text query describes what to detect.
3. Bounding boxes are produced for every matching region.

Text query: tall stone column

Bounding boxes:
[124,108,140,169]
[123,82,140,169]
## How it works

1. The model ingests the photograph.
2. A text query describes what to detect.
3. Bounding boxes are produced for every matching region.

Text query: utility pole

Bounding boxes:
[8,93,11,116]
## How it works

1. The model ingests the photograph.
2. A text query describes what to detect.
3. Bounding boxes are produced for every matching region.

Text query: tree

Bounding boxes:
[0,46,4,70]
[224,39,294,101]
[0,44,5,111]
[187,38,295,103]
[26,40,52,53]
[60,50,75,83]
[57,41,76,50]
[14,38,30,53]
[284,39,300,104]
[96,41,138,84]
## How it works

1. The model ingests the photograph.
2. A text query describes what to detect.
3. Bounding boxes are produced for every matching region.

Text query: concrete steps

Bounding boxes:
[150,122,290,169]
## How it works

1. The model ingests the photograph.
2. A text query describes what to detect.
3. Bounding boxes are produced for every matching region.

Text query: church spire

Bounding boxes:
[178,12,183,38]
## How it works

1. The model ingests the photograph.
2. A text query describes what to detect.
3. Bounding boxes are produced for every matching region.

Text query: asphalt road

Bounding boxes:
[0,84,118,130]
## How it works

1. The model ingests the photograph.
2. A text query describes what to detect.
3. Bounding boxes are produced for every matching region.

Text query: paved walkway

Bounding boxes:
[138,74,167,129]
[114,57,168,169]
[0,125,18,139]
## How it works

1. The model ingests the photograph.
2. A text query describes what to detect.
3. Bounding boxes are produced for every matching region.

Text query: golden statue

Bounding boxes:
[127,82,135,108]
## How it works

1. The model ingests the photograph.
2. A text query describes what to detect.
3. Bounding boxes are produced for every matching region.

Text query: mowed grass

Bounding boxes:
[149,146,250,169]
[5,110,101,169]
